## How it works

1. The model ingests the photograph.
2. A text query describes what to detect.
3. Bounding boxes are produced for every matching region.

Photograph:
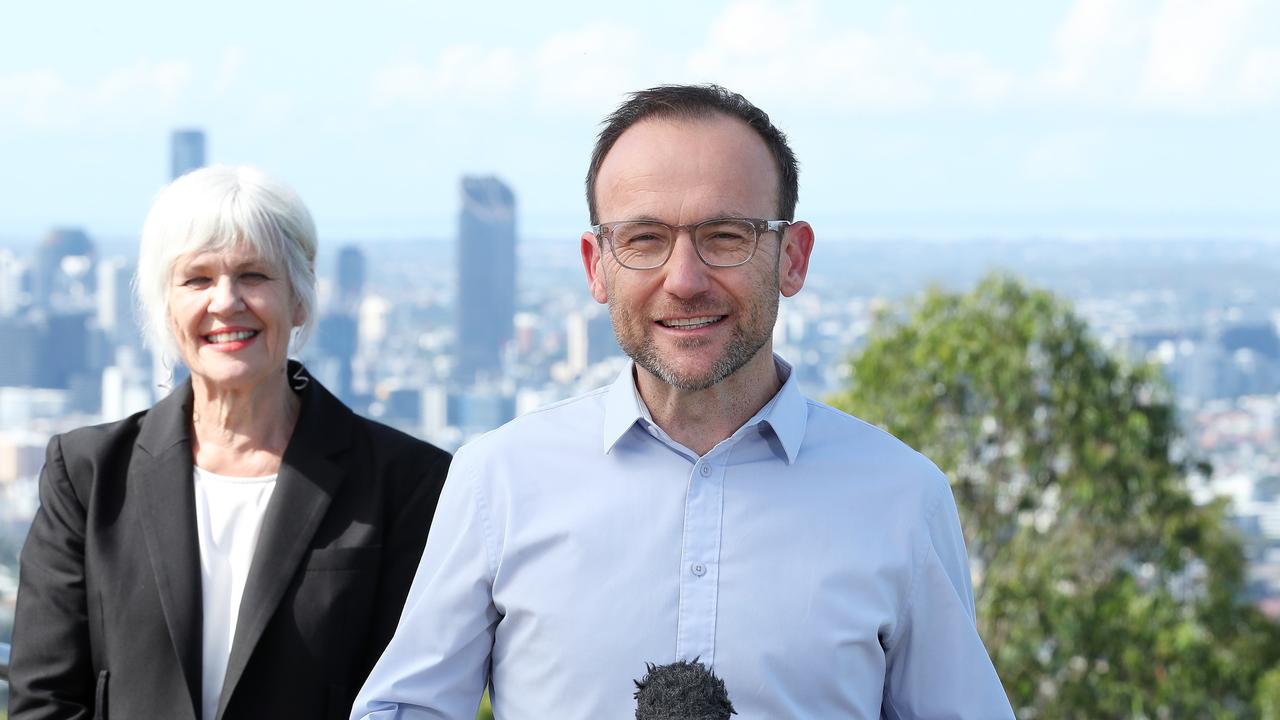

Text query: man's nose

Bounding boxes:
[661,232,713,299]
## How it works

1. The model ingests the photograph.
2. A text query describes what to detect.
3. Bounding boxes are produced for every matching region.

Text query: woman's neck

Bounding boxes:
[189,369,301,477]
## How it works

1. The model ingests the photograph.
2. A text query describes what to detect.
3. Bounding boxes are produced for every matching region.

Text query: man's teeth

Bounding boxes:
[206,330,258,343]
[660,316,722,329]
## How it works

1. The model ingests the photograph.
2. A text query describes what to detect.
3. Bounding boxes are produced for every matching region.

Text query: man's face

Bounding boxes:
[582,114,810,391]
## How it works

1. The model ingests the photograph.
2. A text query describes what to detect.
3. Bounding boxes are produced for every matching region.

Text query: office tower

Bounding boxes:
[335,245,366,311]
[0,316,41,385]
[455,176,516,383]
[39,310,92,391]
[315,313,359,402]
[565,306,619,377]
[97,256,136,345]
[33,227,96,310]
[171,129,206,180]
[0,249,24,315]
[311,244,367,403]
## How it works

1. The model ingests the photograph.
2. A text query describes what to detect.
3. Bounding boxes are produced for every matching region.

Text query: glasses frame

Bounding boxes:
[591,217,792,270]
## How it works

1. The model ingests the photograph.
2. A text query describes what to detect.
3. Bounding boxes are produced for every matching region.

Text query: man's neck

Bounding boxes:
[635,348,783,457]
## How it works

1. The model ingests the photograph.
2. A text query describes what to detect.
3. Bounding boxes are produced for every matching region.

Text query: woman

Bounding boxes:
[9,166,450,720]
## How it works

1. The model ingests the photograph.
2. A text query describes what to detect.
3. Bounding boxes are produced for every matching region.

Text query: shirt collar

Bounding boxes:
[759,355,807,465]
[601,354,808,465]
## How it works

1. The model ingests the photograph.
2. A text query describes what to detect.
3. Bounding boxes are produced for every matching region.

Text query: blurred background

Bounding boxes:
[2,0,1279,717]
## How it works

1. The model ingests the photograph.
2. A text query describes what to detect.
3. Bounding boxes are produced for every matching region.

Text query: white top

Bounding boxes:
[352,356,1013,719]
[193,466,278,720]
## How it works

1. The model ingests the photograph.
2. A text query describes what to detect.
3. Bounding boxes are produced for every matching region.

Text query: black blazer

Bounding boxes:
[10,363,450,720]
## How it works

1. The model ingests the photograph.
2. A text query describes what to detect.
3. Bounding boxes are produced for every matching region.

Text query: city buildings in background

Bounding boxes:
[454,176,516,385]
[3,131,1280,664]
[170,129,206,180]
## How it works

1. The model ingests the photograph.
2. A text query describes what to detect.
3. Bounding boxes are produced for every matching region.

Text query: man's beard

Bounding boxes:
[607,278,779,392]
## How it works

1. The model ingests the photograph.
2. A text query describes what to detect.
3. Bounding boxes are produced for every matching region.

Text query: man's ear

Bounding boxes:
[778,221,814,298]
[581,231,609,304]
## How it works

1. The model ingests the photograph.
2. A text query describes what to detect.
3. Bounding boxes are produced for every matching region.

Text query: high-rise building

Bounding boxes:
[335,245,366,312]
[315,313,359,402]
[309,244,368,403]
[454,176,516,383]
[97,256,136,345]
[171,129,206,180]
[33,228,95,311]
[0,249,25,316]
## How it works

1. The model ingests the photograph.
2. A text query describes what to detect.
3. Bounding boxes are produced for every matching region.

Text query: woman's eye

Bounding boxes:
[241,272,271,282]
[182,276,211,288]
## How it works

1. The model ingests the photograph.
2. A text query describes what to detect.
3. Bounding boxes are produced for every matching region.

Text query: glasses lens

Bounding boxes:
[609,222,673,269]
[695,219,757,267]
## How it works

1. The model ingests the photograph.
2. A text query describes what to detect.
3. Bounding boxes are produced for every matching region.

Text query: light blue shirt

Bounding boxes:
[353,357,1013,719]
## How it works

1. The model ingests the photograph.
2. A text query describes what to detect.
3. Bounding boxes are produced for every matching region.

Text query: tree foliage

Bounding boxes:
[829,274,1280,718]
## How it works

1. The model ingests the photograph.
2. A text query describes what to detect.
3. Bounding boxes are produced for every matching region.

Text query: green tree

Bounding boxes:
[830,274,1280,718]
[1258,667,1280,719]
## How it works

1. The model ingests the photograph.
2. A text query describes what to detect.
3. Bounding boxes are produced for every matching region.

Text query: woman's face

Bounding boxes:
[167,245,302,393]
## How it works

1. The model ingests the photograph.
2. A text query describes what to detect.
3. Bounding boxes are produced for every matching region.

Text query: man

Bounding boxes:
[353,84,1013,718]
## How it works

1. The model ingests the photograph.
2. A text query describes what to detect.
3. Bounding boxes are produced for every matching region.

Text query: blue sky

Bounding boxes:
[2,0,1278,242]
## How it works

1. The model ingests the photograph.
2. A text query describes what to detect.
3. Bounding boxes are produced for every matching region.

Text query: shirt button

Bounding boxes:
[699,465,711,477]
[691,563,707,577]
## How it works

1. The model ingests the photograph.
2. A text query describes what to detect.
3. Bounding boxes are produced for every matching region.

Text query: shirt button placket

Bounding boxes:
[676,459,723,665]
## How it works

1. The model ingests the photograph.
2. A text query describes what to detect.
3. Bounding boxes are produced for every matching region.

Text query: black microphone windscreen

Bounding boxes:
[634,659,736,720]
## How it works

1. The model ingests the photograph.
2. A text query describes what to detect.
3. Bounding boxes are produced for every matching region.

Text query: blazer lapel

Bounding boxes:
[132,381,202,718]
[216,364,354,719]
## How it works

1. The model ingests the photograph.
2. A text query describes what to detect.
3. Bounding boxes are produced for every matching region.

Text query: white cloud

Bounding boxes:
[533,22,652,110]
[215,46,246,96]
[1040,0,1280,108]
[1140,0,1256,105]
[370,46,522,106]
[0,59,192,131]
[1237,47,1280,102]
[686,0,1013,109]
[0,69,68,128]
[367,1,1016,116]
[1041,0,1145,98]
[91,59,191,106]
[1022,131,1105,183]
[364,0,1277,118]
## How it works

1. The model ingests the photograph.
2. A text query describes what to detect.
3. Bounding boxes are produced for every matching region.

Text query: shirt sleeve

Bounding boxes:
[350,447,501,720]
[881,469,1015,719]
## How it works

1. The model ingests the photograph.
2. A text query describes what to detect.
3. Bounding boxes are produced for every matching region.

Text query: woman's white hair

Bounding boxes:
[134,165,318,361]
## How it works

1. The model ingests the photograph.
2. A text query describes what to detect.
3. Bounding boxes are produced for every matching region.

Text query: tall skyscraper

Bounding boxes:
[96,256,135,344]
[335,244,366,312]
[455,176,516,383]
[171,129,206,180]
[310,244,367,403]
[33,227,95,311]
[0,249,25,316]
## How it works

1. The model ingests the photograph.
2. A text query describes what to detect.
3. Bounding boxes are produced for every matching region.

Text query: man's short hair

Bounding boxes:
[585,84,800,224]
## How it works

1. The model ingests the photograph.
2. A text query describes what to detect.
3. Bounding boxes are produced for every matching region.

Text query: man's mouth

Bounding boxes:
[657,315,725,330]
[205,330,259,343]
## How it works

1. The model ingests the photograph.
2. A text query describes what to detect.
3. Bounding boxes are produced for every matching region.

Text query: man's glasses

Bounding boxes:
[591,218,791,270]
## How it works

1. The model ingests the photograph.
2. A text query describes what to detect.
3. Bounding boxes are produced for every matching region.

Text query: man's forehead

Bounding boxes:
[595,114,779,214]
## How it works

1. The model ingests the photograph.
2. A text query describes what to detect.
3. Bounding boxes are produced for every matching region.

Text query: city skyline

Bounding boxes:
[2,0,1278,240]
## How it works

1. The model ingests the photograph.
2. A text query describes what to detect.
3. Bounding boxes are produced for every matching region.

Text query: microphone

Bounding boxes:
[634,659,737,719]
